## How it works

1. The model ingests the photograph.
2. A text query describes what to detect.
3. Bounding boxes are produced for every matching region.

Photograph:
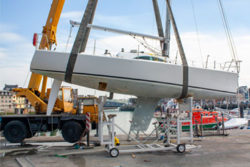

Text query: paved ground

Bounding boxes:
[1,130,250,167]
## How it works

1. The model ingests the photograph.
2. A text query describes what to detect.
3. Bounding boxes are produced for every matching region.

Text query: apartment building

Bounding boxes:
[0,84,27,113]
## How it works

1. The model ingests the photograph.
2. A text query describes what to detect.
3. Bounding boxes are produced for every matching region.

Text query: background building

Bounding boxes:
[0,84,34,114]
[0,90,13,113]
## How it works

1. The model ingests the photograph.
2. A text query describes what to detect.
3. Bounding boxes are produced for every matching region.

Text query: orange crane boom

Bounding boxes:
[29,0,65,92]
[14,0,66,113]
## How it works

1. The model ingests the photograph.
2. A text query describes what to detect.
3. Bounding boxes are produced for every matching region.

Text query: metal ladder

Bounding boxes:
[164,97,194,145]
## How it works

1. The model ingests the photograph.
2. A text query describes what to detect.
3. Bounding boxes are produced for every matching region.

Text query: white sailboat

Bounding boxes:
[30,0,239,131]
[31,50,238,99]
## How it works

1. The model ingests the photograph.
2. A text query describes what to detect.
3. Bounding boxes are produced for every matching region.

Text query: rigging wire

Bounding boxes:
[217,0,240,73]
[132,35,161,55]
[23,71,31,88]
[217,0,240,112]
[141,37,161,54]
[190,0,204,68]
[65,24,74,52]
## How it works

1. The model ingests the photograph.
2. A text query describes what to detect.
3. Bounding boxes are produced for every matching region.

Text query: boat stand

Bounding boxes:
[98,97,197,157]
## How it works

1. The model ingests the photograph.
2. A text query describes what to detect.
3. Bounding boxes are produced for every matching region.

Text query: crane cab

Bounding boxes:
[46,87,76,114]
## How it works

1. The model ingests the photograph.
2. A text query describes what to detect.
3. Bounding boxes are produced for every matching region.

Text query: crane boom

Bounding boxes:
[28,0,65,91]
[14,0,66,113]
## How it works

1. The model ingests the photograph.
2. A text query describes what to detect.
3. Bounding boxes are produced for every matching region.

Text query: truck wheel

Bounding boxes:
[3,120,27,143]
[62,121,83,143]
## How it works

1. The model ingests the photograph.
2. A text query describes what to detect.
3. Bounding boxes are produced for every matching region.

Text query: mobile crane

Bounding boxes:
[0,0,99,143]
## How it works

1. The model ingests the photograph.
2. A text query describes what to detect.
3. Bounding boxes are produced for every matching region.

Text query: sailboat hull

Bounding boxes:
[31,50,238,99]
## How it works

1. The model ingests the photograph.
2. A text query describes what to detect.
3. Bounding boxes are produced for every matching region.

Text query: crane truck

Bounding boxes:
[0,0,99,143]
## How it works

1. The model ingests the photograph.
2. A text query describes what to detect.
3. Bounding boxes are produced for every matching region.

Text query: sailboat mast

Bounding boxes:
[152,0,165,56]
[164,0,171,58]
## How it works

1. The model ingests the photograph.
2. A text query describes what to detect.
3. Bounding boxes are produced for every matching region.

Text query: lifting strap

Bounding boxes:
[65,0,98,83]
[166,0,189,99]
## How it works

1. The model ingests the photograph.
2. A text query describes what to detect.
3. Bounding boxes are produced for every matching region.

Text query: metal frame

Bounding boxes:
[98,97,196,157]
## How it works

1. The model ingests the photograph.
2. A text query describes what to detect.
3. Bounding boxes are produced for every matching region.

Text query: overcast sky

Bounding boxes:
[0,0,250,98]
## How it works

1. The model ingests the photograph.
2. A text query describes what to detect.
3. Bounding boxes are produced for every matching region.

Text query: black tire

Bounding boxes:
[62,121,83,143]
[109,148,119,157]
[3,120,27,143]
[176,144,186,153]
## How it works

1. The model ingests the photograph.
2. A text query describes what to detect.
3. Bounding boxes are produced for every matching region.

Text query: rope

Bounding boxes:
[190,0,204,68]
